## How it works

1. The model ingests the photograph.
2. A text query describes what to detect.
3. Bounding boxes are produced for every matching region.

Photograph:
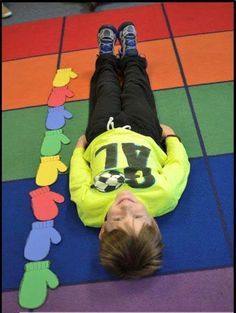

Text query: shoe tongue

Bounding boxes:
[101,44,113,53]
[125,48,138,57]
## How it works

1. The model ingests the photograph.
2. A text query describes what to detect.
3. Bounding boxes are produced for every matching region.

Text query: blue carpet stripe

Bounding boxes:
[161,3,233,258]
[2,156,233,291]
[208,154,234,242]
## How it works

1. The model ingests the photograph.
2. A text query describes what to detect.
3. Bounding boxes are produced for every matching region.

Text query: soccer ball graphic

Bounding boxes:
[92,170,125,192]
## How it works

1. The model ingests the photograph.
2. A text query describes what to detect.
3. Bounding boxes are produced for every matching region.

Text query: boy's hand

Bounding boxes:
[160,124,176,138]
[76,135,88,148]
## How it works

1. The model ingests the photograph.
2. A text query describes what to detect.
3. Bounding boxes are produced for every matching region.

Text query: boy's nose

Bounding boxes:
[120,204,128,211]
[120,205,134,218]
[120,202,132,210]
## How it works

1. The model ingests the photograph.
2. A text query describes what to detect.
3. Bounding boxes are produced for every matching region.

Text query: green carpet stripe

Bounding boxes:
[189,82,233,155]
[2,83,233,182]
[2,101,88,182]
[154,88,202,158]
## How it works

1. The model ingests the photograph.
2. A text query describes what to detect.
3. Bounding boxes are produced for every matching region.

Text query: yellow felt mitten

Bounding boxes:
[53,68,78,87]
[36,155,68,186]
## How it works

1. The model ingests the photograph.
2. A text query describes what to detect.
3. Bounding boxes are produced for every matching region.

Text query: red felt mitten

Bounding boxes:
[29,186,64,220]
[47,86,74,107]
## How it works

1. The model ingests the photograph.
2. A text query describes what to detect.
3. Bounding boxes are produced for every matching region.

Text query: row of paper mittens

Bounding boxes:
[37,128,70,185]
[46,68,77,130]
[18,68,77,309]
[36,68,78,186]
[25,187,64,260]
[19,187,64,309]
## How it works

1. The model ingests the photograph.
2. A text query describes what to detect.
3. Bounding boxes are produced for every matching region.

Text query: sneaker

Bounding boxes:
[2,4,12,18]
[98,24,117,55]
[118,21,138,57]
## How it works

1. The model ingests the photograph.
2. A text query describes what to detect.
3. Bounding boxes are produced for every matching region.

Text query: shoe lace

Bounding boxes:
[99,29,115,52]
[121,25,136,51]
[106,117,131,131]
[100,40,113,53]
[125,34,136,49]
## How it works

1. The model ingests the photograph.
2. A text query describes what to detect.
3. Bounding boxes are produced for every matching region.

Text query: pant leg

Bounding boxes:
[85,54,122,143]
[119,55,164,148]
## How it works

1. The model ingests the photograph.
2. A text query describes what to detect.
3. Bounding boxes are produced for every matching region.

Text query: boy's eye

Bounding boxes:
[135,215,143,219]
[113,217,121,221]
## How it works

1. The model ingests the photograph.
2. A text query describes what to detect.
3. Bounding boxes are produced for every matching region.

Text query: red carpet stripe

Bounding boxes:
[165,2,233,36]
[62,4,169,52]
[2,17,63,61]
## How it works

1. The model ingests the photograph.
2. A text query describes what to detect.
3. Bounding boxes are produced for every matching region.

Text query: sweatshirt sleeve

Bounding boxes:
[161,137,190,203]
[69,147,92,202]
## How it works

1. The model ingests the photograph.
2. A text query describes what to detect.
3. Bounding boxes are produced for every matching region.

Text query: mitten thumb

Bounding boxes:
[56,160,68,172]
[45,269,59,289]
[66,88,74,97]
[60,133,70,145]
[63,109,73,119]
[69,69,78,79]
[50,191,65,203]
[50,228,62,244]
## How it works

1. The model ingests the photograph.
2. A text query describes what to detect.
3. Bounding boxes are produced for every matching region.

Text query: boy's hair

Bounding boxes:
[100,221,163,279]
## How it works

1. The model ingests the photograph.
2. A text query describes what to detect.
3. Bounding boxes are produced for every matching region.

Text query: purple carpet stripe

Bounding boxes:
[2,267,233,313]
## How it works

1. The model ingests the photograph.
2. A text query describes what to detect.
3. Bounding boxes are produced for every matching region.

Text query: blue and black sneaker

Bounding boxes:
[118,21,138,57]
[98,24,117,55]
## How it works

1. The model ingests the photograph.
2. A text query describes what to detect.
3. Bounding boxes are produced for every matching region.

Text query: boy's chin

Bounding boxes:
[116,190,135,198]
[115,191,137,203]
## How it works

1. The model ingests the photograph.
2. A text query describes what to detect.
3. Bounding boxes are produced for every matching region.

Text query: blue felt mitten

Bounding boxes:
[46,105,73,130]
[24,220,61,261]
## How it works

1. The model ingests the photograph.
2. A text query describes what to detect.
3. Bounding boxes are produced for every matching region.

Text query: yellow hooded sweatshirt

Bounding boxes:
[69,128,190,227]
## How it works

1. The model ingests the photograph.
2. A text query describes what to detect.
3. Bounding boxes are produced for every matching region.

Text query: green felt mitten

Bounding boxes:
[41,129,70,156]
[19,260,59,309]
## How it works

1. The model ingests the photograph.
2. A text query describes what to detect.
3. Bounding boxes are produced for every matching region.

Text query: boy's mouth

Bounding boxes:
[117,198,135,205]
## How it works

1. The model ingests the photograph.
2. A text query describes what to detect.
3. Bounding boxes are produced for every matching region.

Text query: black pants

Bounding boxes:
[85,54,164,150]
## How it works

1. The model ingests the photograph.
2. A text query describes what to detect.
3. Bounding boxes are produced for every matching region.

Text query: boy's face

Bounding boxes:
[99,191,159,239]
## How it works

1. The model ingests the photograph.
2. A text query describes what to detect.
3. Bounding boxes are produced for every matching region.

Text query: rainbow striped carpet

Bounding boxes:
[2,3,233,312]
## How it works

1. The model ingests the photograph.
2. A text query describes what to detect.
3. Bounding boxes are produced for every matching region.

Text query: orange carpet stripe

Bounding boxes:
[2,32,233,111]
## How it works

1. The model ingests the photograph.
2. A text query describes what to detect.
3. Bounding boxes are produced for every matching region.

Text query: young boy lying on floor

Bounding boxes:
[69,22,190,279]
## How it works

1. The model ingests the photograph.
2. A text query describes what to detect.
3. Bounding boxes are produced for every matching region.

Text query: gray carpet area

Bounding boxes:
[2,2,155,25]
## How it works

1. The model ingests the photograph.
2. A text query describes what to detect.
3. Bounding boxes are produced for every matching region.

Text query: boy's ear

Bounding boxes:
[99,222,107,240]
